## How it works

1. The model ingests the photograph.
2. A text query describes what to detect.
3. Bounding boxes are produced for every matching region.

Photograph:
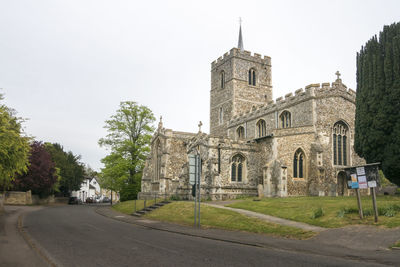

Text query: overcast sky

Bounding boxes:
[1,0,399,171]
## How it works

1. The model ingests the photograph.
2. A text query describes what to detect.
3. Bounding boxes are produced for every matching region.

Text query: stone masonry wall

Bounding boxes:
[3,191,32,205]
[183,135,273,200]
[314,82,365,195]
[273,126,316,196]
[227,87,316,139]
[139,129,196,199]
[210,48,272,136]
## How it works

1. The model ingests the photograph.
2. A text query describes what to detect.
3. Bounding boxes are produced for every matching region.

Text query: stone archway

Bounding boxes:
[337,171,347,196]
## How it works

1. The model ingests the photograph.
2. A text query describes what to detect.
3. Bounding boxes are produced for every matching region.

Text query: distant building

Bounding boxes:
[100,189,120,203]
[72,177,101,202]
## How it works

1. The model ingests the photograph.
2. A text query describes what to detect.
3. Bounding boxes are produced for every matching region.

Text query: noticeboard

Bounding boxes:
[344,163,380,190]
[188,154,201,185]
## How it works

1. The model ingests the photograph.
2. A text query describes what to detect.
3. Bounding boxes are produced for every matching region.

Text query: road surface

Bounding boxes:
[23,205,386,267]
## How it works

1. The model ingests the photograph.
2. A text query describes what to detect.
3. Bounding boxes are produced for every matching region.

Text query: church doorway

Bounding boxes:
[337,171,347,196]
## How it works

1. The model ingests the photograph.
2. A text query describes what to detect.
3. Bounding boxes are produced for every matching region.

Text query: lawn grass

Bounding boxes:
[142,201,315,240]
[112,199,163,214]
[227,195,400,228]
[392,241,400,248]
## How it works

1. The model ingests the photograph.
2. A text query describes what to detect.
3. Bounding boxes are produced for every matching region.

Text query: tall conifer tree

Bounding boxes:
[355,22,400,185]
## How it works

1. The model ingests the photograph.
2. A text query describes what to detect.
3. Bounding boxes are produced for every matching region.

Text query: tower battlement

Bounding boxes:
[211,48,271,70]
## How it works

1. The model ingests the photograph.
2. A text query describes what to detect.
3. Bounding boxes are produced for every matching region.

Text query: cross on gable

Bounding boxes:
[198,121,203,132]
[335,71,341,80]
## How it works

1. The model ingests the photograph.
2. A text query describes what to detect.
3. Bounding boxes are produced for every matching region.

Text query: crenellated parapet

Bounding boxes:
[211,47,271,70]
[228,80,356,127]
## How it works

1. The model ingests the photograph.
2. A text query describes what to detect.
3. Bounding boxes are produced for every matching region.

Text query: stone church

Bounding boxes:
[139,27,365,200]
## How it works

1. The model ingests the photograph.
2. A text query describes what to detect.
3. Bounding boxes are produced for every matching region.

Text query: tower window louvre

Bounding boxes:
[248,69,256,86]
[220,71,225,89]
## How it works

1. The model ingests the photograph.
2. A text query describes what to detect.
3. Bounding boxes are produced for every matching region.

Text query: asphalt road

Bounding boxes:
[24,205,385,267]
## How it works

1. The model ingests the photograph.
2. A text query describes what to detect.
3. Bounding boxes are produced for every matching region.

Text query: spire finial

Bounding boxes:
[238,17,244,52]
[158,115,163,131]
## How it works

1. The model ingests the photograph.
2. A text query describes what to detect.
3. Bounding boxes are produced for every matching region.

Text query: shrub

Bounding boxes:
[363,209,373,216]
[337,209,346,218]
[377,204,399,217]
[338,207,359,215]
[311,207,324,219]
[169,195,181,201]
[235,194,252,200]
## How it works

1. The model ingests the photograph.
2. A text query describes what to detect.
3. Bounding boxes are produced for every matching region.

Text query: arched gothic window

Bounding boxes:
[231,154,245,182]
[220,71,225,89]
[279,111,291,128]
[248,69,256,86]
[333,121,349,166]
[256,119,266,138]
[236,126,245,140]
[293,149,305,178]
[153,140,162,181]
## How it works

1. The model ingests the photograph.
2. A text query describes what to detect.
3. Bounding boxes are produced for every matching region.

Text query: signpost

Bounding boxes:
[189,154,201,227]
[344,163,380,222]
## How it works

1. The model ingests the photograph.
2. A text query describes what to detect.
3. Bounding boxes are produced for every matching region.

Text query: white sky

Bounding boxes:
[1,0,399,171]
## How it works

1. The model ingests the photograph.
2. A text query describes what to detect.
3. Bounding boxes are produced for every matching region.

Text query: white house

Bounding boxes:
[72,177,101,202]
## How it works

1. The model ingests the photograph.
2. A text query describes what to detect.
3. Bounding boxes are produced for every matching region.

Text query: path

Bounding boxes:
[204,203,326,232]
[206,200,400,252]
[0,205,49,267]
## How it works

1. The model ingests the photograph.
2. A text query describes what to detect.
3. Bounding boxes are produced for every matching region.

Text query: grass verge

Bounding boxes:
[391,241,400,249]
[142,201,315,239]
[227,195,400,228]
[113,199,163,214]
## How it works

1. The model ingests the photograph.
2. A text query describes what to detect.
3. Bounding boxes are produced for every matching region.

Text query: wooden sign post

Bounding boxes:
[355,188,363,219]
[344,163,380,222]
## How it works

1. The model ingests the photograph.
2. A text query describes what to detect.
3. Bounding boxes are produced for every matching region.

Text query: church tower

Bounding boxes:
[210,25,273,136]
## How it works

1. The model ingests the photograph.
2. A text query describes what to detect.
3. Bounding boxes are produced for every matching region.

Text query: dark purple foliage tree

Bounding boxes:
[13,141,58,197]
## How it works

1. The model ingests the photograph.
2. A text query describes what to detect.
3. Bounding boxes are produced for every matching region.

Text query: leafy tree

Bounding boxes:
[13,141,58,197]
[84,164,98,178]
[0,93,31,189]
[45,143,85,196]
[98,101,155,199]
[355,22,400,185]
